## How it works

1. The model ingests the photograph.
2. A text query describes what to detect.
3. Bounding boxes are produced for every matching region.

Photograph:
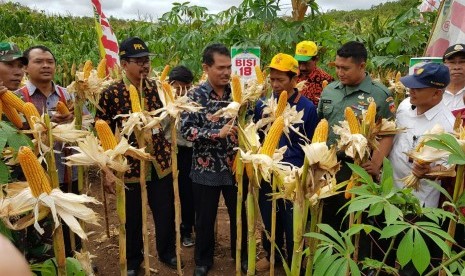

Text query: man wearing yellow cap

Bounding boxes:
[254,53,319,271]
[295,40,334,106]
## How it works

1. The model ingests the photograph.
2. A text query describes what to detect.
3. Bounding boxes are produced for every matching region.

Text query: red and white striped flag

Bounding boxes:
[91,0,120,70]
[425,0,465,56]
[419,0,440,12]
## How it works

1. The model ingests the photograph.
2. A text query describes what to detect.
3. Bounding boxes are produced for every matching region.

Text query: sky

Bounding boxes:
[6,0,393,20]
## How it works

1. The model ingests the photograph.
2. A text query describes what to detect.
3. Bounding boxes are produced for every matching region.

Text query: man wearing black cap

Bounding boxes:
[96,37,179,275]
[389,62,454,207]
[0,42,27,92]
[442,43,465,111]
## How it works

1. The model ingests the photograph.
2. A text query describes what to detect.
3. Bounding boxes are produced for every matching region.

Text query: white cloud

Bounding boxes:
[6,0,392,20]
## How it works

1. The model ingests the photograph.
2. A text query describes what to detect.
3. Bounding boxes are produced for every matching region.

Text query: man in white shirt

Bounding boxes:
[442,44,465,111]
[389,62,454,208]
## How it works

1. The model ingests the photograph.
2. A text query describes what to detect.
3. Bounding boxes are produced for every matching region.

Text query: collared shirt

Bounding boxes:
[95,78,172,183]
[298,67,334,106]
[15,81,76,184]
[442,87,465,111]
[318,74,395,146]
[255,89,319,167]
[388,98,455,207]
[180,81,237,186]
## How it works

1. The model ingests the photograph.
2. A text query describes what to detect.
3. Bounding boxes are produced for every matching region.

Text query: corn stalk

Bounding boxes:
[236,106,247,275]
[305,202,323,276]
[270,172,278,276]
[291,159,310,275]
[44,114,66,276]
[247,176,257,276]
[74,84,88,251]
[439,164,465,276]
[116,171,127,275]
[170,117,183,275]
[135,84,151,275]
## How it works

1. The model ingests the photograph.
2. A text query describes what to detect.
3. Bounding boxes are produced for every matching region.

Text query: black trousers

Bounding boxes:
[178,146,195,237]
[192,182,247,267]
[258,180,293,264]
[125,168,176,270]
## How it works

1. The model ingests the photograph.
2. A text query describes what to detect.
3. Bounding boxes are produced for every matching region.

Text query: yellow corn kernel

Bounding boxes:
[395,71,401,83]
[83,60,93,79]
[344,177,355,199]
[0,91,26,113]
[364,101,377,128]
[97,58,107,79]
[344,107,360,134]
[255,65,264,85]
[95,119,117,150]
[129,85,142,112]
[231,75,242,103]
[18,146,52,197]
[22,102,40,129]
[160,65,170,82]
[312,119,329,143]
[259,116,284,157]
[275,90,288,117]
[56,101,70,115]
[162,81,174,103]
[3,104,23,129]
[322,80,329,89]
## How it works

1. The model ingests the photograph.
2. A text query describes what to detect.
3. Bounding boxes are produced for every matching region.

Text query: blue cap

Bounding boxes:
[400,63,450,89]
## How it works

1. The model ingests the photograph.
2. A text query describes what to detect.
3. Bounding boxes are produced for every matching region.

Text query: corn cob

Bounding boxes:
[255,65,264,84]
[97,58,107,79]
[0,99,2,121]
[344,177,355,199]
[22,102,40,129]
[56,101,70,115]
[231,75,242,103]
[344,107,360,134]
[95,119,117,150]
[364,101,377,128]
[3,104,23,129]
[160,65,170,82]
[129,85,142,112]
[18,146,52,197]
[162,82,174,103]
[83,60,93,80]
[395,71,401,83]
[259,116,284,157]
[322,80,329,89]
[0,91,26,113]
[275,90,288,117]
[312,119,329,143]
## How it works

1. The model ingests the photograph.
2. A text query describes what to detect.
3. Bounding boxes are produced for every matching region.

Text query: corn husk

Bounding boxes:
[0,182,100,239]
[256,94,305,142]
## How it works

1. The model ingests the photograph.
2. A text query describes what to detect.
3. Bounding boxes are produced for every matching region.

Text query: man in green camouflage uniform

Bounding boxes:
[318,41,395,231]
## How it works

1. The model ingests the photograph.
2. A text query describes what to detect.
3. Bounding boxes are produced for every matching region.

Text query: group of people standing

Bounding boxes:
[1,35,465,276]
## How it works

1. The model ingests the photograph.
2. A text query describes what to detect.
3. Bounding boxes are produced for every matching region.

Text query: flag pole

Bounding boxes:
[423,0,447,56]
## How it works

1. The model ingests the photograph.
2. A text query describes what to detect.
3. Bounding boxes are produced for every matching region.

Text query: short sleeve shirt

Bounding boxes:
[442,87,465,111]
[388,98,455,207]
[318,74,395,146]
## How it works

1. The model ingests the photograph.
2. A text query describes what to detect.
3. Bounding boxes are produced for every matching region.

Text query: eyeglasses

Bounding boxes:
[128,58,150,66]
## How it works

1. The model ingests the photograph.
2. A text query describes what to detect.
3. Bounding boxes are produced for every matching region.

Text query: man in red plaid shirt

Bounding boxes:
[295,40,334,106]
